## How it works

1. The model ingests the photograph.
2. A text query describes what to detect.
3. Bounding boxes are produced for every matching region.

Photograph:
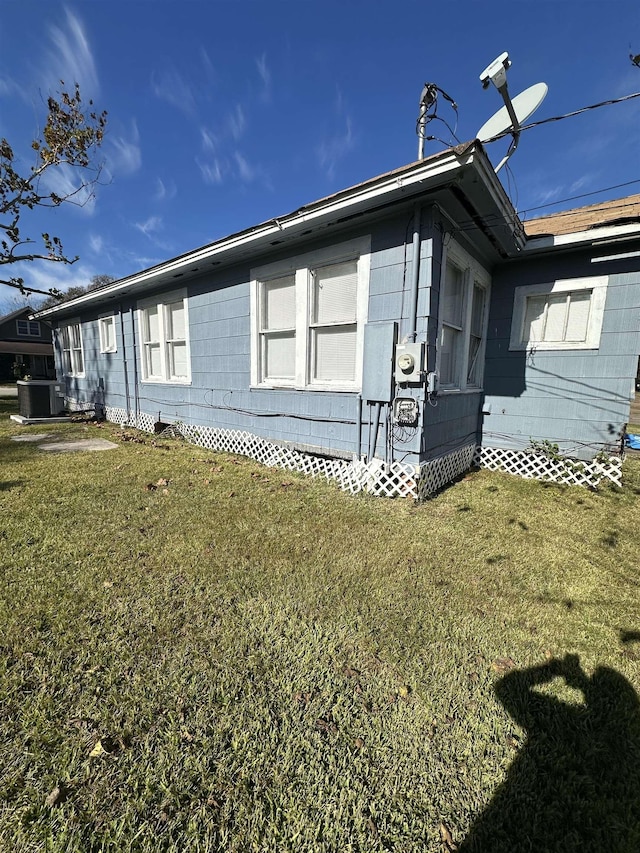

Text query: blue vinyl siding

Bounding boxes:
[53,207,639,471]
[482,254,640,459]
[56,212,437,463]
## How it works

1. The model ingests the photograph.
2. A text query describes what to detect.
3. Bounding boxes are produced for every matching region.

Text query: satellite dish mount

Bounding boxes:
[477,52,547,173]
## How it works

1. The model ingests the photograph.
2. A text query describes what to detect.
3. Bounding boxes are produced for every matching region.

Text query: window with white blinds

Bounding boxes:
[60,321,84,376]
[251,237,370,390]
[437,242,490,391]
[138,291,191,383]
[310,261,358,383]
[523,290,591,344]
[99,314,117,353]
[260,275,296,383]
[510,276,608,351]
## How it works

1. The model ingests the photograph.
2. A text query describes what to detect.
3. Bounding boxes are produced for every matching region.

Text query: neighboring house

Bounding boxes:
[34,144,640,497]
[0,306,55,381]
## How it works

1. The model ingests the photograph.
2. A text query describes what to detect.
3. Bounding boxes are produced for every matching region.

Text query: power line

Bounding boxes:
[517,182,640,220]
[483,90,640,144]
[433,181,640,240]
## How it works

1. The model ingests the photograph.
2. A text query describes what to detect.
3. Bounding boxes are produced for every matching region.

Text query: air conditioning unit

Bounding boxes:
[17,380,66,418]
[49,383,66,416]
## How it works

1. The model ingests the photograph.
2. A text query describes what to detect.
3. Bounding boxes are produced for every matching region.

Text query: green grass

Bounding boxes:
[1,399,639,852]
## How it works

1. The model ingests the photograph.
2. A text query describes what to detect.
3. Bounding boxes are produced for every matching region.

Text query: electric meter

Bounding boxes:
[394,343,423,383]
[393,397,419,426]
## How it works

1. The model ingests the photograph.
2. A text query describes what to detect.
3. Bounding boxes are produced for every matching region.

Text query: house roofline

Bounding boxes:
[523,221,640,254]
[34,142,522,319]
[0,305,35,323]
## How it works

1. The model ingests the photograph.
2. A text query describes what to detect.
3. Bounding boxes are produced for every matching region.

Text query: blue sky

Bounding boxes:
[1,0,639,309]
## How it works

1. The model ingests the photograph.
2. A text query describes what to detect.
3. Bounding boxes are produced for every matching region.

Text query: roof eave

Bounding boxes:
[34,142,522,319]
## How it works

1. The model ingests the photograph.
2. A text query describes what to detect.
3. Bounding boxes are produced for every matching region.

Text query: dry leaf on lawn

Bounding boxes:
[439,821,458,851]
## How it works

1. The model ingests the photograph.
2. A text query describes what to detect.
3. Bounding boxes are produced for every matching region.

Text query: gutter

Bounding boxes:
[34,147,483,320]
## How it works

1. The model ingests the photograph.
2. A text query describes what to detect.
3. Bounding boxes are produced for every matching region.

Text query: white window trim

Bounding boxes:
[250,236,370,392]
[98,313,118,354]
[436,240,491,392]
[137,289,192,385]
[59,319,85,378]
[509,275,608,351]
[16,319,40,337]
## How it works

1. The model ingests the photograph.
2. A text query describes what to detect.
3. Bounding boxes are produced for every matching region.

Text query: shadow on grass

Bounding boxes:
[0,480,24,492]
[459,655,640,852]
[0,398,18,417]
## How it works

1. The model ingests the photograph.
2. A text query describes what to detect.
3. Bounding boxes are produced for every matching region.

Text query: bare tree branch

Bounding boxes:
[0,82,107,298]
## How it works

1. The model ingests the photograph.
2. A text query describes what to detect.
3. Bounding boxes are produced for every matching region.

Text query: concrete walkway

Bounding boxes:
[0,385,18,397]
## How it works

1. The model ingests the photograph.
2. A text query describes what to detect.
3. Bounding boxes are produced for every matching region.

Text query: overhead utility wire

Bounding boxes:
[482,90,640,144]
[517,184,640,219]
[433,185,640,239]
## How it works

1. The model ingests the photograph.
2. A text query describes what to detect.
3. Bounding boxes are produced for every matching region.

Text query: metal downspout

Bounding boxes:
[129,306,139,424]
[408,203,422,342]
[118,303,131,421]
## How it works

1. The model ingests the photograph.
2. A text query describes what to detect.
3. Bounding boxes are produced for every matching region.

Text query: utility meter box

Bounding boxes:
[393,397,419,426]
[394,342,423,383]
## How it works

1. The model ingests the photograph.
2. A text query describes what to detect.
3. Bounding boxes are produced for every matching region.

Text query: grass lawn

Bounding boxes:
[1,398,639,852]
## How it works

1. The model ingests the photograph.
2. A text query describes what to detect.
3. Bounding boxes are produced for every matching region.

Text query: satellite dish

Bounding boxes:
[477,82,548,142]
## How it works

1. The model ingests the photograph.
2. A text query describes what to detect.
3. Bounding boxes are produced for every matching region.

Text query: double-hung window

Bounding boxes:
[60,321,84,377]
[309,260,359,384]
[138,291,191,383]
[98,314,117,353]
[259,274,297,385]
[251,237,370,391]
[509,276,608,351]
[17,319,40,337]
[437,241,490,391]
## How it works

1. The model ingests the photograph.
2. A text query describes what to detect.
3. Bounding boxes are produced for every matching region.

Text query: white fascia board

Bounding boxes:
[35,150,479,320]
[472,149,526,246]
[524,222,640,253]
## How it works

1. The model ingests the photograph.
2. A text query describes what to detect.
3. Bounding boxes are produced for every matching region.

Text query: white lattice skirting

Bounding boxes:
[474,445,622,488]
[103,407,479,499]
[101,407,622,496]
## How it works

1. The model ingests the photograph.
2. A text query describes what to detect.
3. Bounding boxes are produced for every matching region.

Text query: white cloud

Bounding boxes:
[197,158,225,185]
[45,9,99,97]
[200,48,217,88]
[234,151,255,183]
[317,115,354,180]
[151,68,197,116]
[10,259,101,298]
[131,253,163,269]
[41,162,98,215]
[569,175,593,194]
[134,215,163,239]
[227,104,246,141]
[0,76,29,101]
[154,178,177,202]
[315,87,355,180]
[89,234,104,254]
[109,120,142,176]
[531,185,565,207]
[200,127,218,152]
[256,54,271,102]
